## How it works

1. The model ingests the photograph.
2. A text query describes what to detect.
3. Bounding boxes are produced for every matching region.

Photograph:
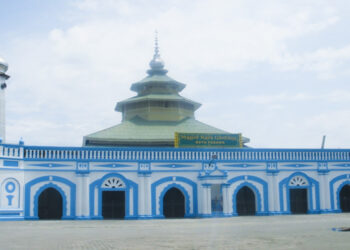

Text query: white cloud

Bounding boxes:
[243,91,350,105]
[3,0,350,147]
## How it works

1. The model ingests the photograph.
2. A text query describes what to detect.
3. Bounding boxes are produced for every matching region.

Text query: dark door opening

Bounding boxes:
[340,185,350,212]
[163,187,185,218]
[236,186,256,216]
[38,187,63,220]
[290,188,308,214]
[102,191,125,219]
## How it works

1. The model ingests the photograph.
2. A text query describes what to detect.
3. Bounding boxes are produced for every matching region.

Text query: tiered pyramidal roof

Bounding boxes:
[83,37,248,147]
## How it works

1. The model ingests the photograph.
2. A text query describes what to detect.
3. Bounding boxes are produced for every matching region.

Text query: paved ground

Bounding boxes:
[0,214,350,249]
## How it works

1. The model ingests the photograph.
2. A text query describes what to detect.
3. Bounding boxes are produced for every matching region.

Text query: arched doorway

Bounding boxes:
[38,187,63,219]
[340,184,350,212]
[236,186,256,216]
[101,177,126,219]
[163,187,185,218]
[289,176,308,214]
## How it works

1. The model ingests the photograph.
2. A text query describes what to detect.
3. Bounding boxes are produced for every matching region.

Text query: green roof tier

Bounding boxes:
[115,94,201,112]
[130,74,186,94]
[84,117,249,147]
[83,38,249,147]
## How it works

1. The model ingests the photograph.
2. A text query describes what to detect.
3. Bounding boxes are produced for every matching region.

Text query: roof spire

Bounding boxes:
[148,30,167,75]
[154,30,160,58]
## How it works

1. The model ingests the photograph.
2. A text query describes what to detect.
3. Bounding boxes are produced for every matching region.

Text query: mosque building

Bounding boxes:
[0,40,350,220]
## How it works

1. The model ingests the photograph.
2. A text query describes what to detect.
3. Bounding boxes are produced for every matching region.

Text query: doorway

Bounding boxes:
[38,187,63,219]
[163,187,185,218]
[290,188,308,214]
[236,186,256,216]
[340,185,350,212]
[102,191,125,219]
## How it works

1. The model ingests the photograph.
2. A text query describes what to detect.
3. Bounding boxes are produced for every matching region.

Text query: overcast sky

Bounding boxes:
[1,0,350,148]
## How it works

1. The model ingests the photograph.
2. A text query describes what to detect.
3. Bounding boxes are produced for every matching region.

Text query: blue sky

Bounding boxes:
[1,0,350,148]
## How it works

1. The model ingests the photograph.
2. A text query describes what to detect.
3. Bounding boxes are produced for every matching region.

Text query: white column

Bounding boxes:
[202,185,207,215]
[82,175,90,217]
[222,184,230,215]
[273,174,280,213]
[138,176,145,216]
[76,175,83,217]
[138,175,152,218]
[144,176,151,216]
[267,174,275,214]
[319,173,330,212]
[206,185,212,216]
[76,174,90,218]
[319,173,326,211]
[324,174,330,211]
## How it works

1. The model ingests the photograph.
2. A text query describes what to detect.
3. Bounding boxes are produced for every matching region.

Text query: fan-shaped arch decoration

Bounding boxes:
[289,176,308,187]
[101,177,126,189]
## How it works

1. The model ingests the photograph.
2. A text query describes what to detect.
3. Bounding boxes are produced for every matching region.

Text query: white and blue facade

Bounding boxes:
[1,144,350,220]
[1,49,350,220]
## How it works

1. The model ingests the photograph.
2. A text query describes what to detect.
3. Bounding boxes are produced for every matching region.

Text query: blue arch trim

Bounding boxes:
[151,176,197,217]
[89,173,138,219]
[159,183,190,217]
[34,183,67,219]
[227,175,268,214]
[336,181,350,212]
[329,174,350,211]
[279,172,320,213]
[24,176,76,219]
[232,183,261,215]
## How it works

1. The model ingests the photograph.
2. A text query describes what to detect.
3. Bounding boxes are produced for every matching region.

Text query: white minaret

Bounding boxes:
[0,56,9,143]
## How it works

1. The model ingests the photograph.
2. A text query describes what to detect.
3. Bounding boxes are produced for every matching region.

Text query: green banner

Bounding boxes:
[175,133,242,148]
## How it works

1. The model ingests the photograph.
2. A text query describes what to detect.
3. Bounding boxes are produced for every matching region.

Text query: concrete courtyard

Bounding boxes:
[0,214,350,249]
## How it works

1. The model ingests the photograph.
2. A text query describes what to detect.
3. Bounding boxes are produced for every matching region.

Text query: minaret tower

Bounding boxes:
[0,57,10,142]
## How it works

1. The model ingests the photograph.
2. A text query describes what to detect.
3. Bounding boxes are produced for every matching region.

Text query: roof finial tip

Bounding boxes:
[154,30,159,57]
[149,30,165,72]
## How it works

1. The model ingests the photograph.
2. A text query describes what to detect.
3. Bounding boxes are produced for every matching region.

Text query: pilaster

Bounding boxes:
[222,184,231,216]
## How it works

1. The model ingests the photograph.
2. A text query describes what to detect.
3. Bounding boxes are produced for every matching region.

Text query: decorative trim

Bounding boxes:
[76,161,90,173]
[279,172,320,213]
[159,183,190,216]
[89,173,138,219]
[3,160,19,167]
[151,176,197,217]
[227,175,269,214]
[27,163,71,168]
[95,163,132,168]
[156,164,193,168]
[224,164,260,168]
[24,176,76,219]
[329,175,350,211]
[282,164,311,168]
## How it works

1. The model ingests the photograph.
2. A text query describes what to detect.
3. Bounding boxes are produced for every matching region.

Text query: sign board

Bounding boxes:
[174,133,242,148]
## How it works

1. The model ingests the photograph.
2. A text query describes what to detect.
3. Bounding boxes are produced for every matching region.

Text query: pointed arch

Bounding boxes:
[232,182,260,215]
[330,175,350,212]
[36,185,64,219]
[25,176,76,219]
[151,176,197,218]
[227,175,268,215]
[160,184,187,218]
